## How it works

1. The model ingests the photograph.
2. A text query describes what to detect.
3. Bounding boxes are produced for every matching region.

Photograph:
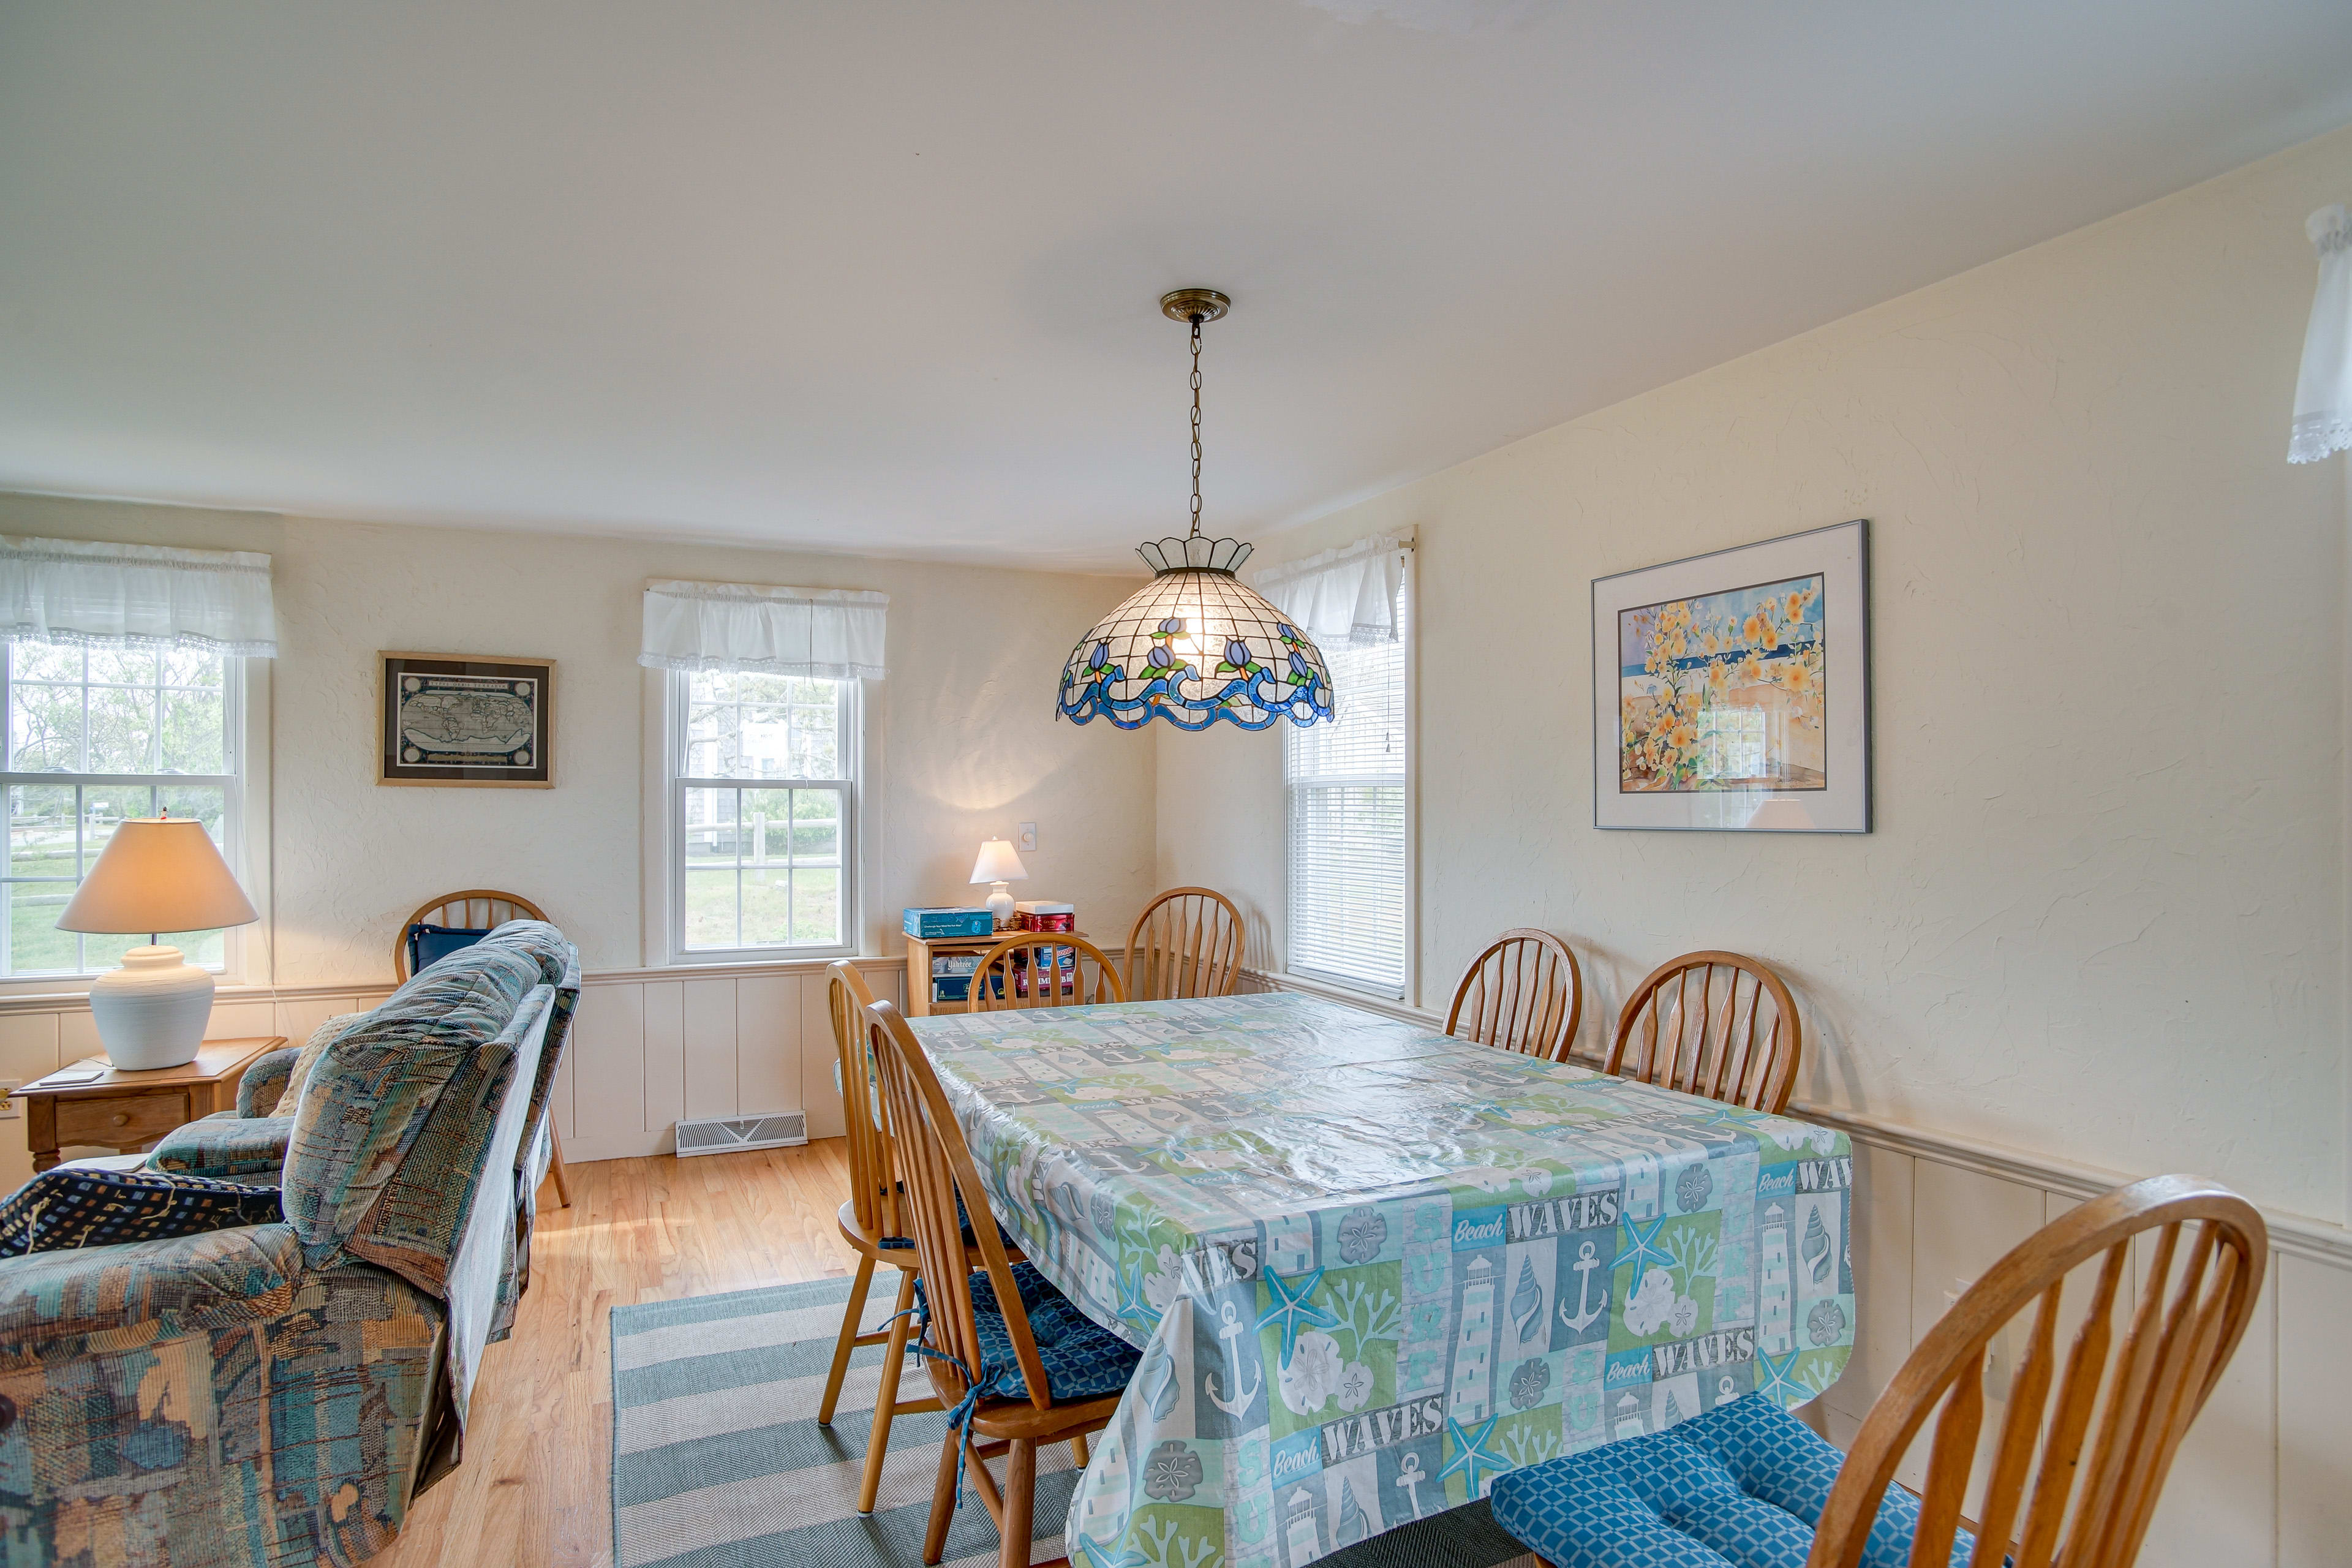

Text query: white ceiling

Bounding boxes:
[3,3,2350,572]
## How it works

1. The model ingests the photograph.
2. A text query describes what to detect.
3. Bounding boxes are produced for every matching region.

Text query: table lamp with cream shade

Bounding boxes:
[55,813,260,1070]
[969,838,1028,930]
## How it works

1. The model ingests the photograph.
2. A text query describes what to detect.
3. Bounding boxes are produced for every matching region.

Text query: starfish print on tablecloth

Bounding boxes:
[1620,1211,1675,1292]
[1254,1267,1338,1365]
[1438,1414,1510,1499]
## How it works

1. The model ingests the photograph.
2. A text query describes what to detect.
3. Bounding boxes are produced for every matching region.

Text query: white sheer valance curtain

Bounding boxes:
[638,579,889,679]
[1252,533,1408,647]
[2291,203,2351,464]
[0,535,277,656]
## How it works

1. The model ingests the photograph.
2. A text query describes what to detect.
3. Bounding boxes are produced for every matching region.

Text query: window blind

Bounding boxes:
[1286,570,1408,997]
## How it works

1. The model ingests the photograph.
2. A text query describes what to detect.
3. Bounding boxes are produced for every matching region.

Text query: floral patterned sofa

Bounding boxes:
[0,921,576,1566]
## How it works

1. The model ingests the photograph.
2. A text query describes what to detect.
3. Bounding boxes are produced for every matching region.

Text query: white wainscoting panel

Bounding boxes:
[2276,1252,2352,1566]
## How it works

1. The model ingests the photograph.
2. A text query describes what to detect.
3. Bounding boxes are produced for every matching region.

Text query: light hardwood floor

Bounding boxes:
[377,1140,862,1568]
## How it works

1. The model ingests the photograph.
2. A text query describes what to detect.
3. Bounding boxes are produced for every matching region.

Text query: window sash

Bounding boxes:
[1284,570,1410,1000]
[666,669,860,960]
[0,646,244,978]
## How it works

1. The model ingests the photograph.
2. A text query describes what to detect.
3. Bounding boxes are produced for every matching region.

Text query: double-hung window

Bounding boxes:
[669,668,858,957]
[1,645,241,976]
[1284,568,1410,998]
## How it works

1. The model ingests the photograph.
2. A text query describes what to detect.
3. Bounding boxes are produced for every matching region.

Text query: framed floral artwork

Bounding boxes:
[1591,519,1869,831]
[379,652,555,787]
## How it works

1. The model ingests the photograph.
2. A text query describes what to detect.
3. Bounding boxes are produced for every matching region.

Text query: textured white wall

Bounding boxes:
[0,492,1158,986]
[1161,125,2352,1224]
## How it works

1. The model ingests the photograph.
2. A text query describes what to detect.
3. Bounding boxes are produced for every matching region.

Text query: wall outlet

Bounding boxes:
[1017,821,1037,853]
[0,1080,18,1119]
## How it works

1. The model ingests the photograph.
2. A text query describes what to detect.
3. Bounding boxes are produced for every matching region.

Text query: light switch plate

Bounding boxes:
[1017,822,1037,853]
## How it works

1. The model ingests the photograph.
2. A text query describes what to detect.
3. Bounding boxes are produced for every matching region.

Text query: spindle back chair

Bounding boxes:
[393,887,569,1206]
[813,961,943,1514]
[968,932,1126,1012]
[1606,949,1801,1113]
[391,889,548,979]
[1444,928,1583,1061]
[1806,1174,2267,1568]
[866,1001,1129,1567]
[1125,886,1245,1001]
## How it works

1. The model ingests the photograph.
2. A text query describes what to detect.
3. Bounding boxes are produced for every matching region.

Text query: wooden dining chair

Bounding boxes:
[391,888,548,979]
[1605,949,1801,1113]
[1444,928,1583,1061]
[392,887,571,1207]
[1490,1174,2267,1568]
[1812,1172,2267,1568]
[968,933,1126,1012]
[865,1001,1140,1568]
[1125,886,1245,1001]
[816,961,945,1517]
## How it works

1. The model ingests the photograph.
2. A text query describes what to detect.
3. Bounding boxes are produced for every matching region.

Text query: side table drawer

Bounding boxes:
[55,1091,192,1148]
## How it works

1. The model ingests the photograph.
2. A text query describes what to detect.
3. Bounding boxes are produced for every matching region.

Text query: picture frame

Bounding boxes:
[1591,519,1869,832]
[378,652,556,788]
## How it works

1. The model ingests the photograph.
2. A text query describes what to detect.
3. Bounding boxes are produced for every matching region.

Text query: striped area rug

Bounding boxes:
[610,1274,1536,1568]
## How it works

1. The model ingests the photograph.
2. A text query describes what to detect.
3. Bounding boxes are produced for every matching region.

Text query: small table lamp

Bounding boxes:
[55,814,261,1071]
[968,838,1029,930]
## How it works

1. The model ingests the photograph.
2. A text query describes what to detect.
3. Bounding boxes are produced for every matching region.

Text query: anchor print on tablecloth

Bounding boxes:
[1393,1450,1430,1521]
[1558,1240,1608,1334]
[1205,1299,1262,1415]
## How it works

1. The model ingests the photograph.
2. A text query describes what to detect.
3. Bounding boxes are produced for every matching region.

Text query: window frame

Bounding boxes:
[1283,549,1418,1005]
[0,642,256,987]
[660,666,863,965]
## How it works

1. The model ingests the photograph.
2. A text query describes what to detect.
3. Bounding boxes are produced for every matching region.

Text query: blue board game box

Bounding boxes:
[903,907,997,939]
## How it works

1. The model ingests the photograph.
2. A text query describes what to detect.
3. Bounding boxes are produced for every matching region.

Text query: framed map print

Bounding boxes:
[1591,519,1868,831]
[379,652,555,788]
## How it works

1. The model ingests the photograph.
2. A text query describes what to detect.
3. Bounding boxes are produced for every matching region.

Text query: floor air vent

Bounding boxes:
[674,1111,808,1157]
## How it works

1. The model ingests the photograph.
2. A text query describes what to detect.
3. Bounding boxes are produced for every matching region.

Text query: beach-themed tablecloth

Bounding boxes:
[908,992,1855,1568]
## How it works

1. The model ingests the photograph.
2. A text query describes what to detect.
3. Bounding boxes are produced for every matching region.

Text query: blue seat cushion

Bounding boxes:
[963,1260,1140,1405]
[882,1186,1018,1253]
[1487,1395,1977,1568]
[407,921,494,974]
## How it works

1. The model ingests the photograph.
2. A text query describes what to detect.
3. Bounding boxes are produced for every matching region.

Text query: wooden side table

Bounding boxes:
[18,1036,285,1172]
[903,932,1090,1017]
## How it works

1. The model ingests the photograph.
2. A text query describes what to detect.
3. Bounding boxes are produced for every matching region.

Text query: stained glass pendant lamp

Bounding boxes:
[1057,290,1334,731]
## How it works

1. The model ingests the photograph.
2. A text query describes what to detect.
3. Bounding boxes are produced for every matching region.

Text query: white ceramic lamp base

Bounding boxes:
[984,881,1016,930]
[87,946,214,1070]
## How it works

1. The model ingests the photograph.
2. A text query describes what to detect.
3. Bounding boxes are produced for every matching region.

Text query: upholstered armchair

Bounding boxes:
[0,925,568,1566]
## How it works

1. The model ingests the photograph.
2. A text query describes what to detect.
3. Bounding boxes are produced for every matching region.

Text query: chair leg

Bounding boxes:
[819,1254,876,1427]
[1071,1431,1089,1468]
[860,1267,918,1514]
[999,1438,1035,1568]
[924,1420,962,1566]
[548,1123,571,1213]
[548,1123,571,1208]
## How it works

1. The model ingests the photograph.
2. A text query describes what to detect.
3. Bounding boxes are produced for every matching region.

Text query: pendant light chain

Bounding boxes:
[1189,314,1204,538]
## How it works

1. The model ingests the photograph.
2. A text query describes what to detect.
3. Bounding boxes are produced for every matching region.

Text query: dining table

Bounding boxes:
[907,990,1856,1568]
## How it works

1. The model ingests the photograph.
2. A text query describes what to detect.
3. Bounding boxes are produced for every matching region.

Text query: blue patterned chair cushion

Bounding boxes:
[0,1166,283,1257]
[954,1260,1140,1404]
[1487,1395,1977,1568]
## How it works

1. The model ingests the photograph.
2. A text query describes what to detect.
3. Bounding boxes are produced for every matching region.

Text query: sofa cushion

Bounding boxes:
[1486,1395,1975,1568]
[271,1010,368,1116]
[284,929,550,1267]
[147,1112,297,1180]
[0,1221,307,1344]
[0,1166,283,1258]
